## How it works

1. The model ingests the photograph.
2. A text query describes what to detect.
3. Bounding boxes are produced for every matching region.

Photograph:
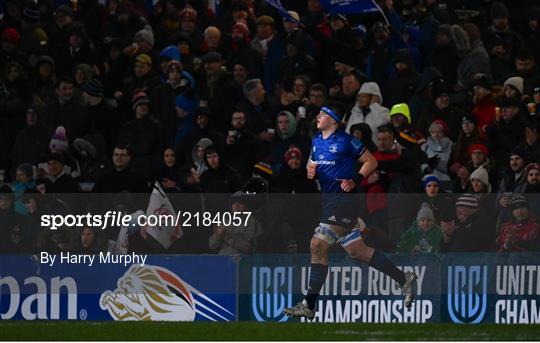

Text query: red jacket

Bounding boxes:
[497,216,540,252]
[361,150,400,213]
[473,96,496,139]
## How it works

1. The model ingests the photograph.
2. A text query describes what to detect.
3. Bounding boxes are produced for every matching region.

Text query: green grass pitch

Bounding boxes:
[0,322,539,341]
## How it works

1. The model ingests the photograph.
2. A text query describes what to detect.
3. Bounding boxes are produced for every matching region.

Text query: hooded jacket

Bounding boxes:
[451,25,492,91]
[346,82,390,142]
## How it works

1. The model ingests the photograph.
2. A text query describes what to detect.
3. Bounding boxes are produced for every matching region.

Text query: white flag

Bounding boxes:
[145,182,183,249]
[110,210,145,254]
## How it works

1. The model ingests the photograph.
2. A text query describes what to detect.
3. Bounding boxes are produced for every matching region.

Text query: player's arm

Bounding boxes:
[337,148,377,192]
[307,152,317,179]
[357,149,378,180]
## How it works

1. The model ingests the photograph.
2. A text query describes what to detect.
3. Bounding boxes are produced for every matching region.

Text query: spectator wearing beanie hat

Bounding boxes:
[179,8,204,56]
[440,194,495,252]
[449,113,485,169]
[49,126,69,153]
[420,174,452,225]
[471,74,496,139]
[503,76,524,100]
[275,145,317,193]
[470,166,492,194]
[2,28,20,46]
[118,92,161,178]
[19,2,49,53]
[487,97,527,168]
[22,2,40,24]
[0,28,24,67]
[227,22,262,79]
[497,195,540,252]
[134,25,154,51]
[418,78,465,141]
[397,203,442,254]
[482,2,522,83]
[422,174,440,198]
[82,79,118,154]
[421,119,453,182]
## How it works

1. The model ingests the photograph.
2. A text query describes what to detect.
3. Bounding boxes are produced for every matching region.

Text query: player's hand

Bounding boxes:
[337,179,356,192]
[307,163,317,179]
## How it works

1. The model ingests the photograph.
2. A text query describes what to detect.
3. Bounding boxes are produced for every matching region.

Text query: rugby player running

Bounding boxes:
[284,105,417,319]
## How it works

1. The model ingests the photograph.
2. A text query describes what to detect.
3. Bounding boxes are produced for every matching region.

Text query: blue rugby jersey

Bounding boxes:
[310,129,366,193]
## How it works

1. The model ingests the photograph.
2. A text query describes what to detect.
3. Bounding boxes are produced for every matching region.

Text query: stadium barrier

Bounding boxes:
[0,253,539,324]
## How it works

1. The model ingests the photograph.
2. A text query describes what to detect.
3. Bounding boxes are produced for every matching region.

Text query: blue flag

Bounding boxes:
[319,0,379,14]
[264,0,299,24]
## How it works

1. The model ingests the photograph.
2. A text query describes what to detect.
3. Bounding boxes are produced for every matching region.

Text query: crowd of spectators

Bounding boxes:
[1,0,540,255]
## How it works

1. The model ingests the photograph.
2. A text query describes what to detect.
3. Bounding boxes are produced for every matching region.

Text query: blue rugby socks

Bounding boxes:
[368,250,406,287]
[305,263,328,310]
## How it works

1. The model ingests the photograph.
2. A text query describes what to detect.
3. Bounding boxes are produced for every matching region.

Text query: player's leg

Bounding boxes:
[340,221,417,308]
[284,223,345,319]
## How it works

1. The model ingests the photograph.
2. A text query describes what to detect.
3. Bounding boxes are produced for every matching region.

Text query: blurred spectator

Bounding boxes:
[276,145,317,193]
[118,90,161,177]
[346,82,389,143]
[199,145,242,193]
[497,147,528,195]
[514,49,540,96]
[482,2,522,84]
[271,111,307,174]
[251,15,284,95]
[367,22,395,88]
[397,203,442,254]
[0,185,26,253]
[45,153,79,193]
[11,106,53,169]
[449,114,484,170]
[12,163,34,215]
[417,78,464,140]
[419,174,451,224]
[226,22,262,80]
[471,74,496,137]
[43,76,89,141]
[173,93,198,146]
[82,79,118,154]
[349,123,377,153]
[157,147,181,192]
[75,227,103,254]
[452,24,492,92]
[497,195,540,252]
[426,25,458,86]
[209,192,262,254]
[440,194,495,252]
[190,138,213,177]
[502,76,524,101]
[93,145,149,193]
[224,110,257,180]
[421,120,453,182]
[524,162,540,193]
[469,166,492,196]
[487,98,526,168]
[385,49,419,107]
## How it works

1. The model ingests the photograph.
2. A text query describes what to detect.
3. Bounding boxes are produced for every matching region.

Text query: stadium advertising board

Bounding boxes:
[241,253,540,324]
[443,253,540,324]
[239,254,440,323]
[0,255,237,321]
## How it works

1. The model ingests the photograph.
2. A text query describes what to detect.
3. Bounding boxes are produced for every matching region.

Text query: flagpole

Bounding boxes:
[371,0,390,26]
